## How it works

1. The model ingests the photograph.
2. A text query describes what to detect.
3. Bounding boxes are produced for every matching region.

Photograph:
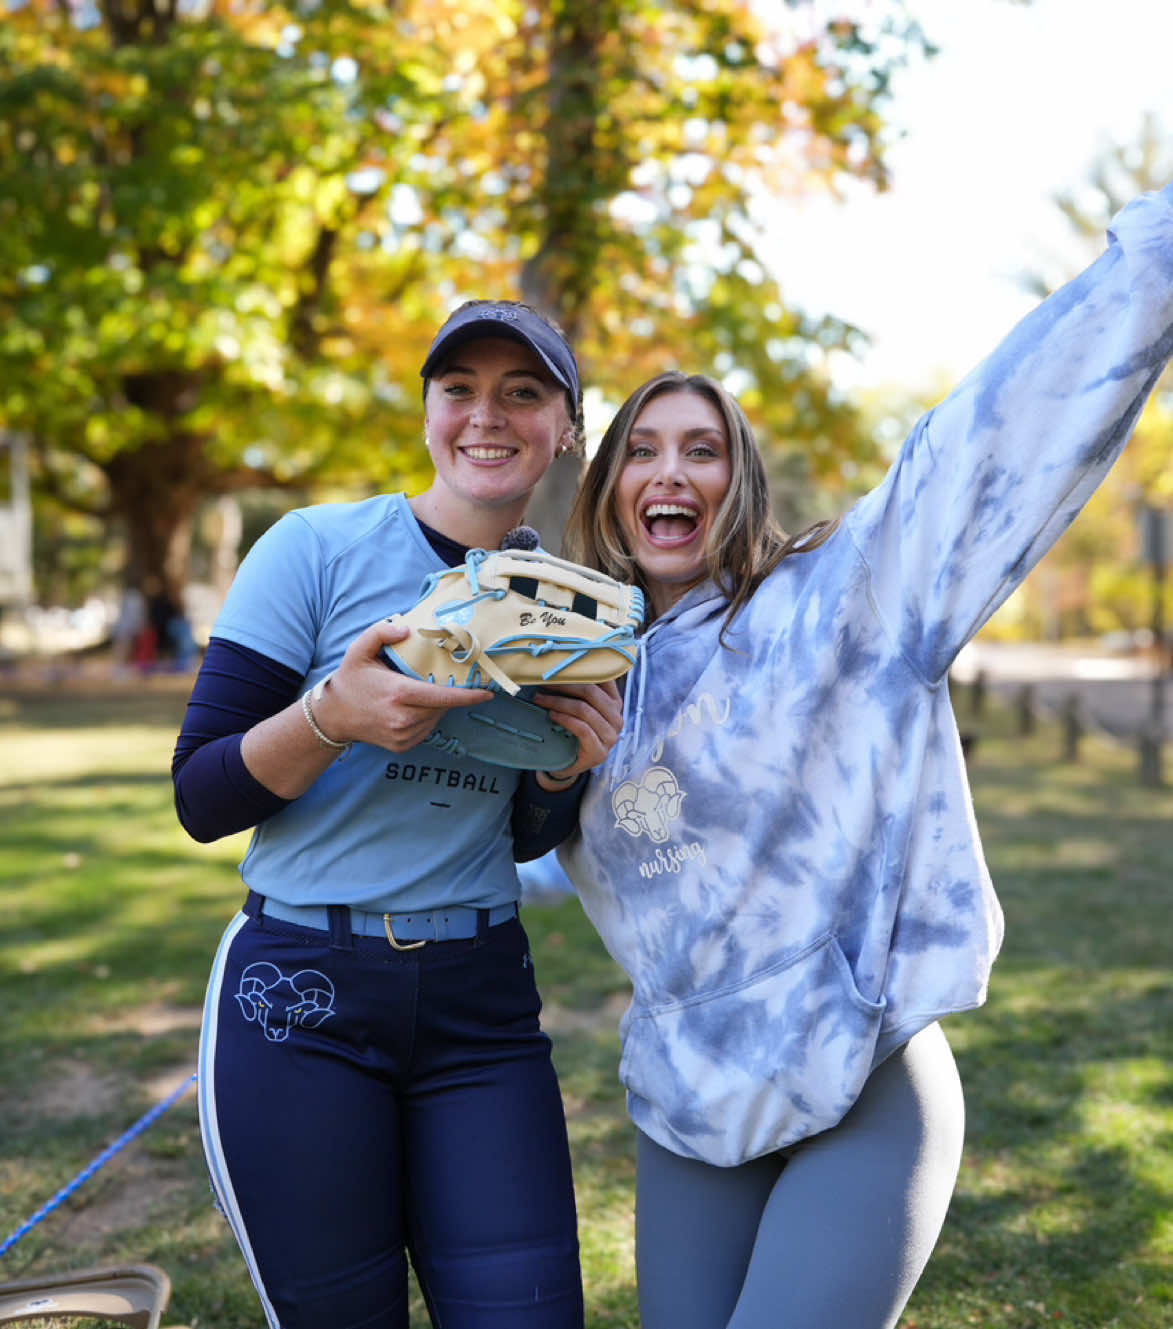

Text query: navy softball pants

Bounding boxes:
[197,898,583,1329]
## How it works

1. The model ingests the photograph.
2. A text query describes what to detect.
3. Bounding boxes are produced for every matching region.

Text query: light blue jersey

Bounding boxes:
[562,185,1173,1167]
[212,492,523,912]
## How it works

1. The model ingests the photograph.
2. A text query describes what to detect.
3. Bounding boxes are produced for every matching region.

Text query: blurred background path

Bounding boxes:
[953,640,1168,742]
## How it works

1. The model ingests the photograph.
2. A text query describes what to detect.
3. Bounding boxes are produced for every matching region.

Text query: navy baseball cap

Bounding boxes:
[420,302,580,404]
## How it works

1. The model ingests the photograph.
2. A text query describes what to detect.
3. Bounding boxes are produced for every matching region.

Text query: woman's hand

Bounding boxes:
[315,618,493,753]
[530,680,624,789]
[241,620,493,800]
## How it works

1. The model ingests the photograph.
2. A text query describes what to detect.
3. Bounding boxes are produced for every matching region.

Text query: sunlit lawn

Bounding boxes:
[0,680,1170,1327]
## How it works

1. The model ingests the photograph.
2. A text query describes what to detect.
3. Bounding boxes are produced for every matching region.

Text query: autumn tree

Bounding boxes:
[1,0,457,607]
[0,0,933,605]
[501,0,935,534]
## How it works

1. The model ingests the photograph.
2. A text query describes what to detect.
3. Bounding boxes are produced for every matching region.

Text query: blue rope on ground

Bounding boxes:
[0,1072,197,1260]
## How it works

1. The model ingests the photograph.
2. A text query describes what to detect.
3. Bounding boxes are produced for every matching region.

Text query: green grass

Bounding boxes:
[1,682,1170,1327]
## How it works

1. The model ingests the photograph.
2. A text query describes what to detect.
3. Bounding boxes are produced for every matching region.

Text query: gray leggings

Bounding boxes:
[635,1022,965,1329]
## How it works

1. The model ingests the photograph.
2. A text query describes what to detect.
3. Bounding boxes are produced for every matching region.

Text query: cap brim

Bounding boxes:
[420,320,572,391]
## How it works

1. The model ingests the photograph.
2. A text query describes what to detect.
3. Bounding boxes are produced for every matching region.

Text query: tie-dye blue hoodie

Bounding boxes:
[560,184,1173,1168]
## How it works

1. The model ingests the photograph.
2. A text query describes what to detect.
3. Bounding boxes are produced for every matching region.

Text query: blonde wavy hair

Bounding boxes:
[564,372,839,635]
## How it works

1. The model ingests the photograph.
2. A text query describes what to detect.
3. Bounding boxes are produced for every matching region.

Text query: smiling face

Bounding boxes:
[615,388,733,617]
[417,337,573,542]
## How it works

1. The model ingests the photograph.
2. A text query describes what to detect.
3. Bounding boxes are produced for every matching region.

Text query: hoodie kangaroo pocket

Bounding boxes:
[619,932,886,1167]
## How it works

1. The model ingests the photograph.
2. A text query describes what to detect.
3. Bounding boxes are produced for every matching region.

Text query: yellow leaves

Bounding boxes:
[779,42,825,107]
[314,173,350,222]
[232,286,285,320]
[390,59,447,99]
[286,164,318,205]
[222,3,293,52]
[1129,393,1173,502]
[405,0,516,49]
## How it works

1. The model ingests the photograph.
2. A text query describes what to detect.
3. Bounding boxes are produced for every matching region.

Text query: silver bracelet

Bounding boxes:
[301,677,350,758]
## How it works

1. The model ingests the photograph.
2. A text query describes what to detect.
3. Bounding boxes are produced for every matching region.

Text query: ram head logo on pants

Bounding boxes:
[235,961,336,1041]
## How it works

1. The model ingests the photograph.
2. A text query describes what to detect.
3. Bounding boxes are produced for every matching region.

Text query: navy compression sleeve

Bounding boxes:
[512,771,586,863]
[172,638,299,843]
[173,636,584,857]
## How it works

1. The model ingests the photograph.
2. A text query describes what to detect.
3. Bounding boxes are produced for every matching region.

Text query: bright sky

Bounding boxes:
[761,0,1173,394]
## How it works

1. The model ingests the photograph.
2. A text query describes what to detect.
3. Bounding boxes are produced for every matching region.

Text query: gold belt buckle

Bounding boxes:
[384,913,428,951]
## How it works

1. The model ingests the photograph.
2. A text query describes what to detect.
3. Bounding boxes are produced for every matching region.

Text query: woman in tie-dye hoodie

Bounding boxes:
[556,183,1173,1329]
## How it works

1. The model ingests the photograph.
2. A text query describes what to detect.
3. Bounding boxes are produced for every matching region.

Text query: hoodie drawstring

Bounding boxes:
[612,632,650,785]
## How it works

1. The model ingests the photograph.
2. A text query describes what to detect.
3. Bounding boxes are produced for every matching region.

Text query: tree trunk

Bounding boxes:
[104,433,213,605]
[524,454,585,555]
[520,2,609,553]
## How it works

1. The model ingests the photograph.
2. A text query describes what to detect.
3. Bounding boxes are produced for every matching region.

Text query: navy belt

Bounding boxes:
[250,892,518,951]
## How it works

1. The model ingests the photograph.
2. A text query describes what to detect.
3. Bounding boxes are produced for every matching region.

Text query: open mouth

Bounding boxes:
[641,501,700,543]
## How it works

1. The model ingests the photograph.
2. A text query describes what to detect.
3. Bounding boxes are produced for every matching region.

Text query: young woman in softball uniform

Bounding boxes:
[173,302,622,1329]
